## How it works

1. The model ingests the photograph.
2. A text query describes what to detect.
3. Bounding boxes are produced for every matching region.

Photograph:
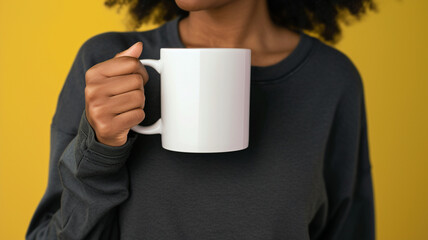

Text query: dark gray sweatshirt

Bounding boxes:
[26,17,375,240]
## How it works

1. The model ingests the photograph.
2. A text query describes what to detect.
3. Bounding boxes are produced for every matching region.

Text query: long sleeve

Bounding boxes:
[333,98,375,239]
[311,72,375,239]
[26,33,138,239]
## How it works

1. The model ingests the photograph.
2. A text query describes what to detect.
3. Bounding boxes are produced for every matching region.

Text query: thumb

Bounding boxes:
[115,41,143,58]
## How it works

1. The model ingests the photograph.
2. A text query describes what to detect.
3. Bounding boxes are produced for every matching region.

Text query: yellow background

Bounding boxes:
[1,0,427,239]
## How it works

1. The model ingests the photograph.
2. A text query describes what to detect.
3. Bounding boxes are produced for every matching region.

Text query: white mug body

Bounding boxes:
[132,48,251,153]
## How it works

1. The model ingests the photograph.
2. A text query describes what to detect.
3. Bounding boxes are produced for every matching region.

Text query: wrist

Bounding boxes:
[78,110,138,159]
[95,135,127,147]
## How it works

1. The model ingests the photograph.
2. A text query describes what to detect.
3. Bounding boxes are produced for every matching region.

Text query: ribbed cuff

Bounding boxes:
[76,110,138,165]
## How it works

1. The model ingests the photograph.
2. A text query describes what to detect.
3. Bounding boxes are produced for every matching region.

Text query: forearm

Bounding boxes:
[27,111,138,240]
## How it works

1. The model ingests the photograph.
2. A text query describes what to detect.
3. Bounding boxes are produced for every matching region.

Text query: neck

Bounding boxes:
[178,0,301,66]
[179,0,277,48]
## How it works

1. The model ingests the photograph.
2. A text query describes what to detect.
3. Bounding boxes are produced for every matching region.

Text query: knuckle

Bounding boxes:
[142,66,149,77]
[85,68,95,83]
[132,91,145,108]
[141,98,145,109]
[85,85,100,102]
[85,87,95,101]
[129,58,141,69]
[91,107,104,120]
[132,74,143,88]
[136,90,145,103]
[134,109,145,121]
[143,69,149,82]
[96,123,110,138]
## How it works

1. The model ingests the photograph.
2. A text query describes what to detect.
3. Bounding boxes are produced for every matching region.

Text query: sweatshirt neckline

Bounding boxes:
[162,16,315,83]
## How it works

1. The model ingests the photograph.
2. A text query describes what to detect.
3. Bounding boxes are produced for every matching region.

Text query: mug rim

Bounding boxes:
[160,48,250,52]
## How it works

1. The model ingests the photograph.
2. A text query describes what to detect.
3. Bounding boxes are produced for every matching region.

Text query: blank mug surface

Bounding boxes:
[132,48,251,153]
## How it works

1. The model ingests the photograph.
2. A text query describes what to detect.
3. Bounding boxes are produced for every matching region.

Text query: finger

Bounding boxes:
[108,89,145,114]
[91,57,149,80]
[113,107,146,130]
[96,74,146,97]
[115,42,143,59]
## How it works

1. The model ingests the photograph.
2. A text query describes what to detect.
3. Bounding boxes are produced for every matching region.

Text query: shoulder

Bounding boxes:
[305,35,364,96]
[76,27,163,66]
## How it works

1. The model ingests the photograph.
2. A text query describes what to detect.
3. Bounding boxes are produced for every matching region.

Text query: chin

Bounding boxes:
[175,0,234,11]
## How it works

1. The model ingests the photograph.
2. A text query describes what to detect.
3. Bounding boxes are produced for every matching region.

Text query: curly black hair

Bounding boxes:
[104,0,376,43]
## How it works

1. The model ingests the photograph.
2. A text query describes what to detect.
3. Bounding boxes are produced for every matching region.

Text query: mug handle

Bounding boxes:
[131,59,163,134]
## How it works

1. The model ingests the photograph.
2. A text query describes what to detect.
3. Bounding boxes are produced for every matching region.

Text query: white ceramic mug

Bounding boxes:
[131,48,251,153]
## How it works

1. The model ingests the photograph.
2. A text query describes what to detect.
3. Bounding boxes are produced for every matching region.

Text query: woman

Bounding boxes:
[27,0,376,239]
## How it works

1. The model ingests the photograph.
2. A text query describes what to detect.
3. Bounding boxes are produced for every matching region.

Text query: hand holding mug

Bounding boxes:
[84,42,149,147]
